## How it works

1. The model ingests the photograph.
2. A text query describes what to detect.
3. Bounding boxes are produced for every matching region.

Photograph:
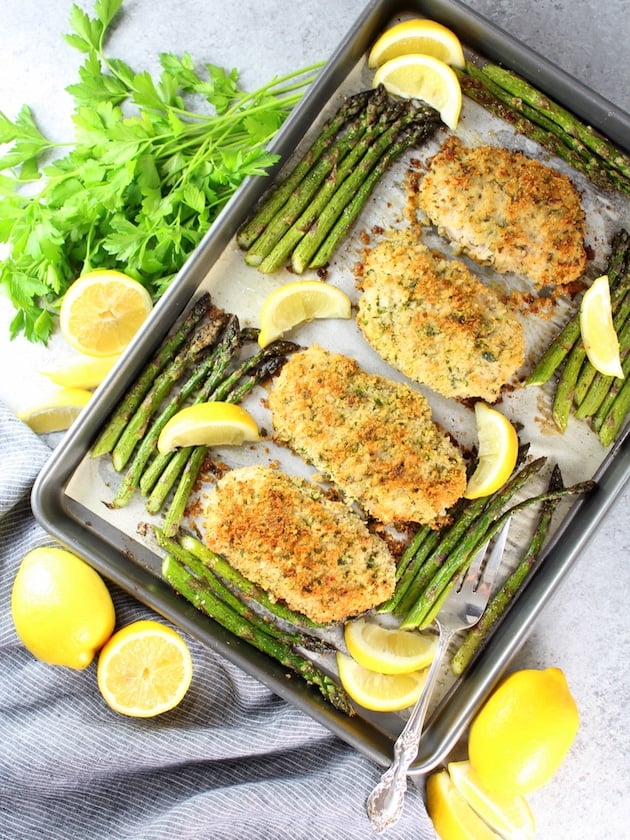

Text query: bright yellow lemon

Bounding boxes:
[18,387,93,433]
[11,547,116,669]
[464,402,518,499]
[336,652,429,712]
[468,668,580,797]
[157,401,260,453]
[580,274,624,378]
[368,18,465,69]
[257,280,352,347]
[372,53,462,130]
[59,269,153,357]
[447,760,536,839]
[426,769,501,840]
[42,354,121,389]
[97,619,193,717]
[344,618,438,675]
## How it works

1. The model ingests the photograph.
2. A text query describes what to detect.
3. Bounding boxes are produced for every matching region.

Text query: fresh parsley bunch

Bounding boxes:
[0,0,321,343]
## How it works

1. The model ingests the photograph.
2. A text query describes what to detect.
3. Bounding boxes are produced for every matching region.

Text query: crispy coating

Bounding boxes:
[268,345,466,526]
[203,465,395,624]
[415,137,587,288]
[357,229,525,400]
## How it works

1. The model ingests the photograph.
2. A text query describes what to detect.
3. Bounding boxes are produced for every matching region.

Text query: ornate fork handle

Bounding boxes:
[366,626,451,833]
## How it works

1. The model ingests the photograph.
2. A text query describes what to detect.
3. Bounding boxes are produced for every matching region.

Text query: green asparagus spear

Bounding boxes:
[144,347,293,515]
[574,317,630,418]
[110,316,233,506]
[480,64,630,182]
[110,318,226,473]
[400,456,547,629]
[308,117,440,270]
[155,529,329,650]
[179,532,323,629]
[245,87,393,267]
[161,553,353,715]
[256,95,411,274]
[525,229,630,387]
[290,111,439,274]
[598,376,630,446]
[456,69,620,193]
[91,293,212,457]
[451,465,563,675]
[236,88,374,250]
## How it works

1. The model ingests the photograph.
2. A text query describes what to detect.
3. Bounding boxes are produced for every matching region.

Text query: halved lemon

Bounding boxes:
[426,769,501,840]
[17,387,93,433]
[59,269,153,357]
[97,619,193,717]
[372,53,462,130]
[580,275,624,378]
[464,402,518,499]
[157,401,260,454]
[368,18,465,69]
[344,617,438,675]
[41,354,121,389]
[257,280,352,347]
[447,761,536,839]
[336,652,429,712]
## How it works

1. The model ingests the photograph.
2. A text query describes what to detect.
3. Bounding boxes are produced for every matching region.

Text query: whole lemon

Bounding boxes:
[468,667,579,797]
[11,547,116,669]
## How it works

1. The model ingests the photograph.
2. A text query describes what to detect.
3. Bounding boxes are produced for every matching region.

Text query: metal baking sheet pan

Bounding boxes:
[31,0,630,772]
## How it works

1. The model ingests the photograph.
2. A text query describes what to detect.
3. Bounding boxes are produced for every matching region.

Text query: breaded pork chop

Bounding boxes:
[357,230,525,400]
[203,465,395,624]
[268,345,466,526]
[415,137,587,288]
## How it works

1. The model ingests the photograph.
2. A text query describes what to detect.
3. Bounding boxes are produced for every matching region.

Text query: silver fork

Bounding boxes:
[366,518,512,833]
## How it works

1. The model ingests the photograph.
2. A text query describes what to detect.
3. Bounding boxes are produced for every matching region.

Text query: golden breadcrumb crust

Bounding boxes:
[203,465,395,624]
[415,137,587,288]
[356,229,525,400]
[268,345,466,526]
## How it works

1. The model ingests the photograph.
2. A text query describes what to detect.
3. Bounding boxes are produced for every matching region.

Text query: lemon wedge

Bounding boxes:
[18,387,93,433]
[464,402,518,499]
[344,618,438,675]
[60,269,153,357]
[447,761,536,839]
[368,18,465,69]
[257,280,352,347]
[426,769,501,840]
[97,619,193,718]
[580,275,624,378]
[336,652,429,712]
[42,354,120,389]
[372,53,462,130]
[157,401,260,454]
